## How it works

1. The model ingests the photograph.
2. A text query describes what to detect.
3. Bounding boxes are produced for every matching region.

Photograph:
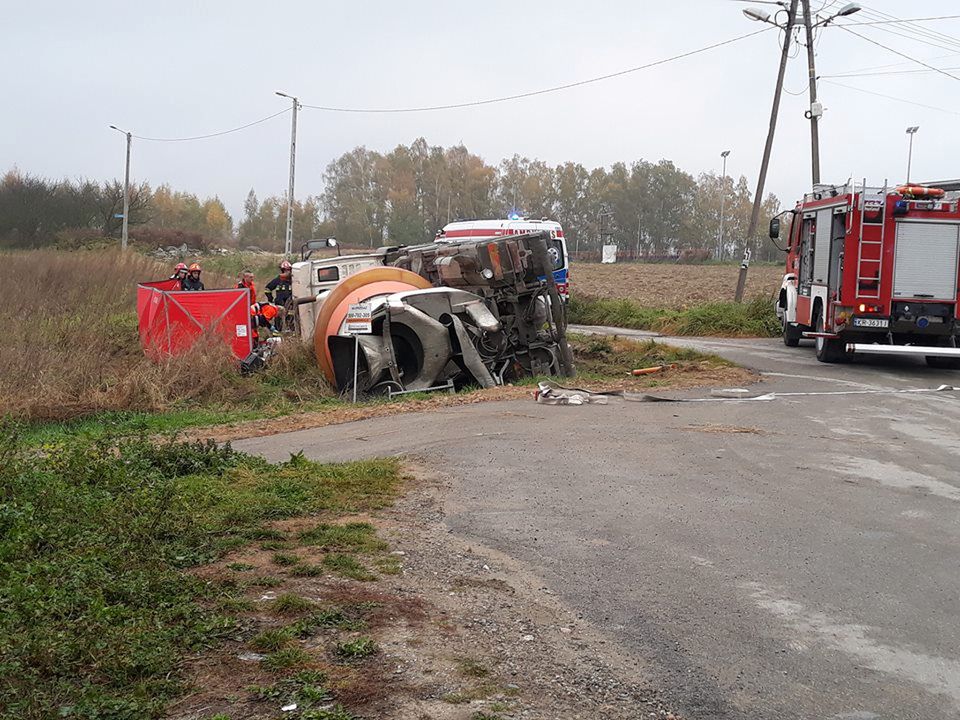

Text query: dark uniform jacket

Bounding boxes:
[265,275,292,305]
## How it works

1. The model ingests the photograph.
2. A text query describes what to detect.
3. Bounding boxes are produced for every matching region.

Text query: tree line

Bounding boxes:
[2,139,783,260]
[321,139,783,261]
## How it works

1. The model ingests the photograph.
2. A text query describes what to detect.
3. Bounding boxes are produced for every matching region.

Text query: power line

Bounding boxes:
[822,79,960,116]
[847,18,960,53]
[854,6,960,50]
[862,5,960,48]
[824,65,960,79]
[130,108,291,142]
[841,15,960,29]
[825,50,960,78]
[302,27,774,114]
[836,24,960,82]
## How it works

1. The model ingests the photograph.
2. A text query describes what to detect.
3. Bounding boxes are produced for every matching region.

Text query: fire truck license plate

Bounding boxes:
[853,317,889,328]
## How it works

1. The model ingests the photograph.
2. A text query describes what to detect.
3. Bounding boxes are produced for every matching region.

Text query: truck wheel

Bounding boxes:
[814,314,847,363]
[782,316,801,347]
[926,337,960,369]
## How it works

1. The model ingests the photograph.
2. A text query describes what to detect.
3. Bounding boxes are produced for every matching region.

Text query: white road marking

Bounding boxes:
[832,457,960,502]
[742,581,960,708]
[760,371,893,391]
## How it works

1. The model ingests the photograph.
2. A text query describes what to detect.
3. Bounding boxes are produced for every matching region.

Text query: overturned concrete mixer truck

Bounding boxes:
[291,231,574,395]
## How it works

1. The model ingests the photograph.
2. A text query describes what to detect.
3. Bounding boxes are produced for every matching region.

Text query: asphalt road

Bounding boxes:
[235,330,960,720]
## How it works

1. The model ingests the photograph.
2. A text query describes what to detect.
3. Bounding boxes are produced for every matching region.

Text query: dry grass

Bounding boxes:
[0,249,329,421]
[570,262,783,309]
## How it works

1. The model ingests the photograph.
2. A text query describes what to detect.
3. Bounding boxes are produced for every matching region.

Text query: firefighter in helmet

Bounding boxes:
[182,263,205,291]
[170,262,188,287]
[265,260,294,330]
[250,302,279,345]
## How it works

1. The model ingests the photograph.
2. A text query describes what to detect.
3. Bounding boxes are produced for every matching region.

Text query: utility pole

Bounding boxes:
[276,91,300,257]
[737,0,799,302]
[109,124,132,250]
[718,150,730,260]
[801,0,821,186]
[906,126,919,182]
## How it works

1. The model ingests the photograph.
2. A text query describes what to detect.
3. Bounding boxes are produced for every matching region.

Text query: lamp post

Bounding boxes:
[718,150,731,260]
[802,2,862,186]
[906,126,920,183]
[738,1,798,301]
[276,91,300,257]
[108,124,132,250]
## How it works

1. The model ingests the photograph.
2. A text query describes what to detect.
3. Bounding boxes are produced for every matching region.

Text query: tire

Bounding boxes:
[814,312,847,363]
[782,315,801,347]
[926,337,960,369]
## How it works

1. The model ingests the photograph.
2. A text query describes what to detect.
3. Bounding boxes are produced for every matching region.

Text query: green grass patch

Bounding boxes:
[227,562,255,572]
[269,593,316,616]
[263,647,312,671]
[247,575,283,588]
[287,608,366,637]
[568,295,779,337]
[299,522,387,552]
[290,562,325,577]
[0,428,401,719]
[249,627,294,652]
[248,669,331,706]
[262,647,313,672]
[322,553,377,582]
[334,637,377,661]
[272,551,301,567]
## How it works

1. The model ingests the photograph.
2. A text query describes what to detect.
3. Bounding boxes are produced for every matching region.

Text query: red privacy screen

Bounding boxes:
[137,283,253,360]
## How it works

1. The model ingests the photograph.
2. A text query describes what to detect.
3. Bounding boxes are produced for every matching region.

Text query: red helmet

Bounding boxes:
[174,262,187,271]
[279,260,292,271]
[188,263,201,273]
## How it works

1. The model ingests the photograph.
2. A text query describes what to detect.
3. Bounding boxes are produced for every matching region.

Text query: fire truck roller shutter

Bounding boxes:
[893,222,960,301]
[313,267,432,386]
[812,208,833,285]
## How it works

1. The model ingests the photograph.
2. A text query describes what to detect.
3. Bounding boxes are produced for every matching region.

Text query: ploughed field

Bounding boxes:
[570,262,784,309]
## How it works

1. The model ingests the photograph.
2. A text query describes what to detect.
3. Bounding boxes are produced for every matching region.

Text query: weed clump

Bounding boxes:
[335,637,377,661]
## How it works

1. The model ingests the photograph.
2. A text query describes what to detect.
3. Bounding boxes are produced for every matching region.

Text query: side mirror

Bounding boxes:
[768,217,781,240]
[325,238,338,248]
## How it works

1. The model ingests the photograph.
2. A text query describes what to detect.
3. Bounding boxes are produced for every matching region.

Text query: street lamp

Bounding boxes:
[718,150,731,260]
[814,2,861,27]
[742,8,773,24]
[276,91,300,257]
[108,124,132,251]
[906,126,920,183]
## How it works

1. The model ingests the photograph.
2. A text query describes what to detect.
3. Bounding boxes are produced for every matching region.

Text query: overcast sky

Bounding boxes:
[4,0,960,219]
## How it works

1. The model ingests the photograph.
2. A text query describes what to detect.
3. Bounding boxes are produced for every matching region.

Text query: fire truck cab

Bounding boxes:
[774,181,960,366]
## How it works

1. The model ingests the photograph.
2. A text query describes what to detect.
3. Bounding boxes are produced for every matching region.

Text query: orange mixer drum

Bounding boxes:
[312,267,432,386]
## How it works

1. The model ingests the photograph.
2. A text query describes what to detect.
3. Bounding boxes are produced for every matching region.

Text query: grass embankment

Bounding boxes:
[568,295,781,337]
[1,250,334,423]
[570,333,735,380]
[0,428,402,719]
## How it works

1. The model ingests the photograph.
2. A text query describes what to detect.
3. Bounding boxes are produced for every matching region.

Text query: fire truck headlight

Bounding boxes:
[858,303,866,312]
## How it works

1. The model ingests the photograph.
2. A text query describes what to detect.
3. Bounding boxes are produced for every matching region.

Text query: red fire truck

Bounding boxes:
[773,181,960,366]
